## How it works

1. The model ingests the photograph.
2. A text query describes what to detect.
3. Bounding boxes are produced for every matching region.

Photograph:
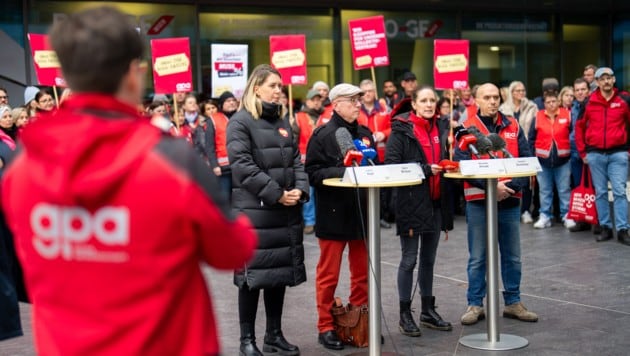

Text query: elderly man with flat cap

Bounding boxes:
[575,67,630,245]
[305,83,378,350]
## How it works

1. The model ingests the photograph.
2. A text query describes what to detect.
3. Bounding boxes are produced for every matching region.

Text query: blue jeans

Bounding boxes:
[465,203,522,306]
[586,151,629,230]
[537,162,571,219]
[218,173,232,202]
[302,186,316,226]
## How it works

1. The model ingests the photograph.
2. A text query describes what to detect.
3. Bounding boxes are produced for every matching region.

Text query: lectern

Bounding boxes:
[323,163,423,356]
[445,157,540,351]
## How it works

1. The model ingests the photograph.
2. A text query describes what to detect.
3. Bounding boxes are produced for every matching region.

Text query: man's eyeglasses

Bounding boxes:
[336,97,361,105]
[0,96,7,100]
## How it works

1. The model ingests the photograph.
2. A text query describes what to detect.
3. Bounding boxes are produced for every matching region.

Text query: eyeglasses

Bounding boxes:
[513,89,525,93]
[0,96,7,99]
[336,97,361,105]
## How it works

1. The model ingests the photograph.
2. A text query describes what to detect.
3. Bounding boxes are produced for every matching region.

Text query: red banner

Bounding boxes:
[433,40,469,90]
[28,34,65,87]
[269,35,307,85]
[150,37,193,94]
[348,16,390,70]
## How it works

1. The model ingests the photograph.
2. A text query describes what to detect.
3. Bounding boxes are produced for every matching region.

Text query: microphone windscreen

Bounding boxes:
[487,133,506,150]
[335,127,356,156]
[453,125,469,141]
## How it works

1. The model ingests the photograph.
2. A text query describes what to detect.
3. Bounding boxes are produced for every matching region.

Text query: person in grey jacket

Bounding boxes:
[227,64,309,356]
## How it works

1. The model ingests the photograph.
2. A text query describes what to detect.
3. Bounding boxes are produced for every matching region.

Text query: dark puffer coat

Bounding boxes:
[385,112,453,236]
[227,103,309,289]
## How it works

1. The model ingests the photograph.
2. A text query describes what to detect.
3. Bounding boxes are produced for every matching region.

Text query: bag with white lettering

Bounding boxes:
[568,165,598,224]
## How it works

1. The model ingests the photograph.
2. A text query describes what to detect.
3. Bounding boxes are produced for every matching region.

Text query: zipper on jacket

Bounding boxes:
[603,106,607,149]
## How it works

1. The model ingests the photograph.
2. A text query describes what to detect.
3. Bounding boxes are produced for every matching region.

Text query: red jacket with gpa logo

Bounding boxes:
[575,88,630,158]
[1,94,257,356]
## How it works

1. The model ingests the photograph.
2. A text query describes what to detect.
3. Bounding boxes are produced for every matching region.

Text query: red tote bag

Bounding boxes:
[567,165,598,224]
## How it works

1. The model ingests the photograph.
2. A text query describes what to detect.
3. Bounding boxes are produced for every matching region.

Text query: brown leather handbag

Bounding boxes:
[331,297,369,348]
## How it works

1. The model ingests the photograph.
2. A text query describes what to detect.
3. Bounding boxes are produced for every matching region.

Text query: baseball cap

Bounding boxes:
[306,89,322,100]
[595,67,614,79]
[329,83,364,102]
[402,72,417,81]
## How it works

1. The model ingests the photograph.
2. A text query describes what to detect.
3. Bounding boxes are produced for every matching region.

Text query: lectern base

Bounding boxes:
[347,352,400,356]
[459,333,529,351]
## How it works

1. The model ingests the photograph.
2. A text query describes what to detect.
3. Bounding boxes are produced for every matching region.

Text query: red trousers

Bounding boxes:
[316,238,368,332]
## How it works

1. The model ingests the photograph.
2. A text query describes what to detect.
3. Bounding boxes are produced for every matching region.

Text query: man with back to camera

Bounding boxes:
[0,7,257,355]
[305,83,377,350]
[454,83,539,326]
[575,67,630,245]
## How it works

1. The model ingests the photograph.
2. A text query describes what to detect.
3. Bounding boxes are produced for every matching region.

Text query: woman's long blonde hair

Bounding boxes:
[240,64,287,119]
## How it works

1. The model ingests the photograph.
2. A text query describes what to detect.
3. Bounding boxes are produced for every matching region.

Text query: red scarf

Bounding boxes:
[409,112,440,200]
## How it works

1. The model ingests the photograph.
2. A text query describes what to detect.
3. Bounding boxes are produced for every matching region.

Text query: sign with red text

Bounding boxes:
[348,16,390,70]
[28,33,65,87]
[433,39,469,90]
[151,37,192,94]
[269,35,307,85]
[211,44,248,98]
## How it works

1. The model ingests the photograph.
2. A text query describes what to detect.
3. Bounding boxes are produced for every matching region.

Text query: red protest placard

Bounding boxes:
[348,16,390,70]
[433,40,469,90]
[28,33,65,87]
[150,37,193,94]
[270,35,307,85]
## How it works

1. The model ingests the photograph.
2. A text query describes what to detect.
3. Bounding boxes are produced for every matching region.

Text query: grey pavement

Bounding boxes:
[2,214,630,355]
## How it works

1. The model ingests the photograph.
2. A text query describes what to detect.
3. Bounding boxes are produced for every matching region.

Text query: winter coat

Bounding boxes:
[227,103,309,289]
[499,97,538,140]
[385,112,452,236]
[304,113,376,240]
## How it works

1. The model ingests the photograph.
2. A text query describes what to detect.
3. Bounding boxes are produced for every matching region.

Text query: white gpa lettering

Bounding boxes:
[30,203,130,260]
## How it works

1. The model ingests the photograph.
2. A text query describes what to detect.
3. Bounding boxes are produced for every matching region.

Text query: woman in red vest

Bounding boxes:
[528,91,575,229]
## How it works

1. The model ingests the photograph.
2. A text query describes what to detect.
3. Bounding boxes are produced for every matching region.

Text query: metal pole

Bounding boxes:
[367,187,381,356]
[485,178,500,342]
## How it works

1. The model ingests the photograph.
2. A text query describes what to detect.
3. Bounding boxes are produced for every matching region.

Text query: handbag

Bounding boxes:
[567,165,598,224]
[331,297,369,348]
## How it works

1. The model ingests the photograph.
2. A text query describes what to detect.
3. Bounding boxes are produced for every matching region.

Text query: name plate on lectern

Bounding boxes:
[459,159,506,175]
[341,163,425,184]
[502,157,542,173]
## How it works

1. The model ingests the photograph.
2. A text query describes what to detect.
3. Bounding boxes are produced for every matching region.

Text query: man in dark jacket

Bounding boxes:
[575,67,630,244]
[305,83,376,350]
[454,83,538,326]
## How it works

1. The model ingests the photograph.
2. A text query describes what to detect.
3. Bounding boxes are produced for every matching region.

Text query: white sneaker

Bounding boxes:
[521,211,533,224]
[563,218,577,229]
[533,215,552,229]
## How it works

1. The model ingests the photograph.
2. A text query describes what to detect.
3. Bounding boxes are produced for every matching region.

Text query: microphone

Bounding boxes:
[453,125,480,157]
[353,139,377,166]
[487,133,514,158]
[335,127,364,167]
[467,126,496,158]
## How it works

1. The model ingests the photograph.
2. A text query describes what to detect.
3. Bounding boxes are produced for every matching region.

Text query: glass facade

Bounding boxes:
[1,2,628,99]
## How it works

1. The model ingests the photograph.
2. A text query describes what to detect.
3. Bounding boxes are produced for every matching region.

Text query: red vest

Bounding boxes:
[462,114,522,202]
[209,112,230,166]
[316,105,333,126]
[359,110,390,162]
[534,108,571,158]
[295,111,316,162]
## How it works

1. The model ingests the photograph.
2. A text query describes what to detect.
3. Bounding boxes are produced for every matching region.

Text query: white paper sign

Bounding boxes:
[459,159,506,175]
[502,157,542,174]
[342,163,425,185]
[211,44,248,99]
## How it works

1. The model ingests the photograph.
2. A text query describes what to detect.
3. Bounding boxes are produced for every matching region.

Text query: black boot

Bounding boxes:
[263,317,300,355]
[263,329,300,355]
[399,301,421,337]
[240,323,263,356]
[420,296,452,331]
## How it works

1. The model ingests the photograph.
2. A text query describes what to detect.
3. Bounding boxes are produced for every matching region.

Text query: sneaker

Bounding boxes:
[593,224,602,235]
[569,222,591,232]
[533,215,552,229]
[521,211,533,224]
[460,305,485,325]
[503,302,538,322]
[618,229,630,246]
[563,218,577,229]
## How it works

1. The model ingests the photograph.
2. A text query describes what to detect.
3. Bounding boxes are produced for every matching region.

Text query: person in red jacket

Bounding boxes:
[575,67,630,244]
[0,7,257,356]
